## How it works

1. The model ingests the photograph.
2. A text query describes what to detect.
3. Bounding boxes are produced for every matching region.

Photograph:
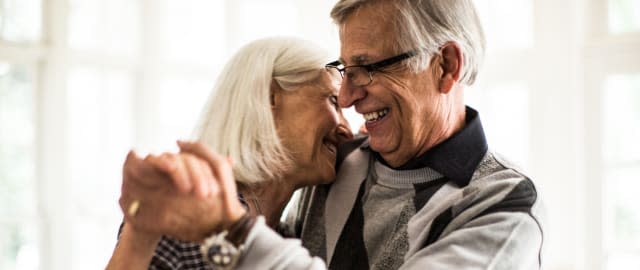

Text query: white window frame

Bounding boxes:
[584,0,640,269]
[4,0,639,269]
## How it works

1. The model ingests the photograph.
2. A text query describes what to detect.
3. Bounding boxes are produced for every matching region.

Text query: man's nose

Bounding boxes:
[338,81,366,108]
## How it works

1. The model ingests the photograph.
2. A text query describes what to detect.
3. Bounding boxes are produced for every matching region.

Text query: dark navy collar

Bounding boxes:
[365,106,488,187]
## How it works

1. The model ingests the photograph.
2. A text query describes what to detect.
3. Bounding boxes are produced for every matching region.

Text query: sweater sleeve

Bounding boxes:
[400,211,543,270]
[236,217,328,270]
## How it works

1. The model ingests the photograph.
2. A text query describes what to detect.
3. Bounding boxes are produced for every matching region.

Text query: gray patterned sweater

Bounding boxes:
[234,107,545,270]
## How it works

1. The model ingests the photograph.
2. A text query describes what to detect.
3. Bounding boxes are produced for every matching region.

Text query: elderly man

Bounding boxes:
[294,0,544,269]
[114,0,544,269]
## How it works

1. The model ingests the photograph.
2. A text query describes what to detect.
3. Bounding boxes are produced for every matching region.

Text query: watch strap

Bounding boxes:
[200,213,257,269]
[226,213,256,246]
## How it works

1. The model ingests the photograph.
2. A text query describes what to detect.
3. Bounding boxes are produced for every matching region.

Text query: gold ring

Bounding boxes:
[128,199,140,217]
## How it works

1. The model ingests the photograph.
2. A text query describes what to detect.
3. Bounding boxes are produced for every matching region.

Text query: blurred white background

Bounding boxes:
[0,0,639,269]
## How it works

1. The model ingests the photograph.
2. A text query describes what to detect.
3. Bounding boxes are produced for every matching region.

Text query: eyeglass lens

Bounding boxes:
[344,66,371,86]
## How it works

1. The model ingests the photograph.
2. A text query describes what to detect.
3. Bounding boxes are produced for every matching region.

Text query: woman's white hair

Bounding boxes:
[331,0,486,85]
[192,37,329,185]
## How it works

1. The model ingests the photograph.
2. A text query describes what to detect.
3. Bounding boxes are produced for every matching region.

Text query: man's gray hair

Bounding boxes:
[331,0,486,85]
[192,37,329,185]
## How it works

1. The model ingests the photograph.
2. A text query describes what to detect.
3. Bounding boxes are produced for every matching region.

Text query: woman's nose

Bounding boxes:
[335,123,354,143]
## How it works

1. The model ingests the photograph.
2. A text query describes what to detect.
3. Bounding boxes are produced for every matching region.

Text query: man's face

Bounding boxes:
[337,3,444,167]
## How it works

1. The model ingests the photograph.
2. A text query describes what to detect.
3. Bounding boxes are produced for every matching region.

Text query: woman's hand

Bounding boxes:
[119,141,246,242]
[142,149,215,198]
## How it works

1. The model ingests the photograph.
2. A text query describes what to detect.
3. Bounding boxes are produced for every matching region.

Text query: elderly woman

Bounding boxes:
[106,37,352,269]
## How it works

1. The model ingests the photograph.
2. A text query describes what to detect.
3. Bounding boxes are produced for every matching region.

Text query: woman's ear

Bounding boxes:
[270,93,276,108]
[270,79,282,108]
[437,42,463,94]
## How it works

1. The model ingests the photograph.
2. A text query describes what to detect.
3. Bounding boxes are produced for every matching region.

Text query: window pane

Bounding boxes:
[68,0,140,55]
[159,0,225,65]
[475,0,534,50]
[602,74,640,165]
[0,63,39,269]
[154,77,212,148]
[0,0,42,43]
[233,0,299,49]
[609,0,640,34]
[603,74,640,269]
[467,83,529,168]
[67,67,133,269]
[604,167,640,269]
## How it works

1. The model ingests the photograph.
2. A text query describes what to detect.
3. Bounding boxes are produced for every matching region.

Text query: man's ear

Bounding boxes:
[437,42,463,94]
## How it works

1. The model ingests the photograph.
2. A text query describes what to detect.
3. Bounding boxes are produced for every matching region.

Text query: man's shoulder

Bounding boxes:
[463,150,543,220]
[470,150,534,187]
[336,136,369,170]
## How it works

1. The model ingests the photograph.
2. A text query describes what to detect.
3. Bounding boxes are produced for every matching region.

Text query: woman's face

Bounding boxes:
[273,70,353,187]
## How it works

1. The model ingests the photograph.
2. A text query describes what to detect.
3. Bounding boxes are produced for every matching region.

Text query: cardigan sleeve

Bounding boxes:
[235,217,328,270]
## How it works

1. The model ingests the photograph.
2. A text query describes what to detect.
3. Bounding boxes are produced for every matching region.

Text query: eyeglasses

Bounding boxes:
[325,50,420,87]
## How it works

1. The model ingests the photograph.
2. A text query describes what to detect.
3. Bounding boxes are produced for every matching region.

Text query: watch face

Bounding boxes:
[207,242,234,266]
[201,232,242,269]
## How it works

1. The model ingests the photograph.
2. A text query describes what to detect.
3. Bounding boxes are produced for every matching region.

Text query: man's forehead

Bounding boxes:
[338,9,395,64]
[339,41,395,65]
[338,29,389,64]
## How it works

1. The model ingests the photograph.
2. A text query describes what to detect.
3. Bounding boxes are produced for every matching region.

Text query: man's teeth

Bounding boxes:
[363,109,389,122]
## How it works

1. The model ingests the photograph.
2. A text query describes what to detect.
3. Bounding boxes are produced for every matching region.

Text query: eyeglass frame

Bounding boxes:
[325,49,422,87]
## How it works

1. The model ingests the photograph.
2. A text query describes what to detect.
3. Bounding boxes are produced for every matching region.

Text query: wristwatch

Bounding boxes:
[200,214,256,269]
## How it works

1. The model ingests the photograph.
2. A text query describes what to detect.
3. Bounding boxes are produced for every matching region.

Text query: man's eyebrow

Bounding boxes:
[340,54,370,65]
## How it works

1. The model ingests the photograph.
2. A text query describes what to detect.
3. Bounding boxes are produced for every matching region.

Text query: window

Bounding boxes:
[0,63,38,270]
[67,67,134,268]
[155,77,212,146]
[0,0,42,43]
[608,0,640,34]
[234,0,299,47]
[68,0,140,55]
[0,1,41,270]
[66,0,141,267]
[158,0,224,64]
[471,0,534,170]
[475,0,534,50]
[467,83,529,168]
[602,74,640,269]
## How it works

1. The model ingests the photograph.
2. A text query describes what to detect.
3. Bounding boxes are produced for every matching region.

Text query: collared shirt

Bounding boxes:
[371,106,488,186]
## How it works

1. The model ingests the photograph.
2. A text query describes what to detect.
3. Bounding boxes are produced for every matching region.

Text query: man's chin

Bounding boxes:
[367,136,391,153]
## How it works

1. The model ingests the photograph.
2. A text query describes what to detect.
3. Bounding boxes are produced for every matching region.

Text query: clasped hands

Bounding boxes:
[119,141,247,242]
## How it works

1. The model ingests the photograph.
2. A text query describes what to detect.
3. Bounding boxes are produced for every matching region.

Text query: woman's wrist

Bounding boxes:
[106,223,161,270]
[122,223,162,252]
